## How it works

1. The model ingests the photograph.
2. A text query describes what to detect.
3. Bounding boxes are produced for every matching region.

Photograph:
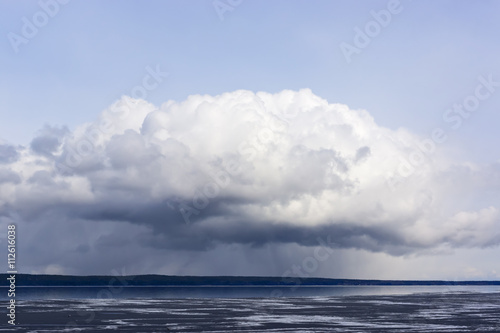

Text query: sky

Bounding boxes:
[0,0,500,280]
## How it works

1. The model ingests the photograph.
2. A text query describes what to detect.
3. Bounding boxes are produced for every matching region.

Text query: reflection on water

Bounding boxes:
[3,285,500,300]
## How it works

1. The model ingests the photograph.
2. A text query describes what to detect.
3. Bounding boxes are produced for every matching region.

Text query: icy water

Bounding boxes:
[1,287,500,332]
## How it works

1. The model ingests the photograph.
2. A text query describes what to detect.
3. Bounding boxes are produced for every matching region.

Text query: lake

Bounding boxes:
[1,286,500,332]
[0,284,499,300]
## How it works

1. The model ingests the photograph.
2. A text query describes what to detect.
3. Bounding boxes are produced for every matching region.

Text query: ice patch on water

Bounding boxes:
[244,314,343,324]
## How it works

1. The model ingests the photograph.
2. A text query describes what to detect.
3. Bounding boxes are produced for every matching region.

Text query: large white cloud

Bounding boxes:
[1,89,499,275]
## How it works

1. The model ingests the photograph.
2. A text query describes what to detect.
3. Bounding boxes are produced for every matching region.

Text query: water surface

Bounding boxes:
[2,286,500,332]
[4,285,500,300]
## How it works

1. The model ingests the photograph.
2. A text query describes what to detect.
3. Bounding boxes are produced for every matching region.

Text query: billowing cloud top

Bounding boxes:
[1,89,500,274]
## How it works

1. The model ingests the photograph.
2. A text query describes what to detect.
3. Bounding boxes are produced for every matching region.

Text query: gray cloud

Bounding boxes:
[30,125,69,157]
[0,144,20,164]
[0,169,21,184]
[354,146,371,164]
[1,90,500,276]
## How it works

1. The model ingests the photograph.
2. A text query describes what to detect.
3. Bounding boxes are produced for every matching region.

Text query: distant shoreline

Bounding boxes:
[2,274,500,287]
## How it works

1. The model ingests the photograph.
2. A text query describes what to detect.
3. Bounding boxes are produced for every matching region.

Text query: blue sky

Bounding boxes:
[2,0,500,157]
[1,0,500,279]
